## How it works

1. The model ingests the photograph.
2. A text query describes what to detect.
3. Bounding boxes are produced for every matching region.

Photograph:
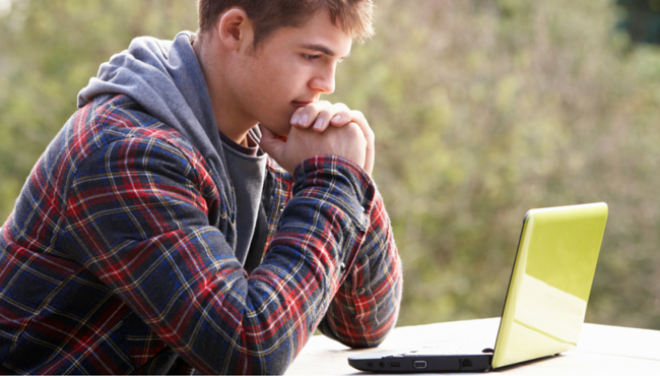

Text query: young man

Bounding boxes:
[0,0,402,374]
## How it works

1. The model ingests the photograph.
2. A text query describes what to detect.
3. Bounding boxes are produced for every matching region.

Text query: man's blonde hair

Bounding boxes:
[197,0,374,46]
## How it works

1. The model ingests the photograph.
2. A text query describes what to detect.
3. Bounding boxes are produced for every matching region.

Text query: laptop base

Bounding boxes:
[348,353,493,373]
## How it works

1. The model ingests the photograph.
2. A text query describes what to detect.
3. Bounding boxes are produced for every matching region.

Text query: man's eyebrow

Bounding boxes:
[301,44,350,59]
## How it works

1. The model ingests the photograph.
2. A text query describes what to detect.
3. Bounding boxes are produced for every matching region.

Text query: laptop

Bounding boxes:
[348,202,608,373]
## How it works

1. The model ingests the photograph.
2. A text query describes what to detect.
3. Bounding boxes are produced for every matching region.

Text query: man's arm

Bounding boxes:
[63,126,372,374]
[316,188,402,348]
[283,102,403,346]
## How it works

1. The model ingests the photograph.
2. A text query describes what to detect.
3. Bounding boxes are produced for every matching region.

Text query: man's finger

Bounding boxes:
[329,110,352,127]
[291,100,332,128]
[258,124,289,171]
[312,108,335,132]
[349,110,375,175]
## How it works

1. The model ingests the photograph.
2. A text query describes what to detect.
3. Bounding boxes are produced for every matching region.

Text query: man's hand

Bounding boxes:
[290,101,375,175]
[259,121,367,176]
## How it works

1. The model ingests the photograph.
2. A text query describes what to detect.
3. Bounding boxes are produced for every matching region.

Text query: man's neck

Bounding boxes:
[192,32,255,146]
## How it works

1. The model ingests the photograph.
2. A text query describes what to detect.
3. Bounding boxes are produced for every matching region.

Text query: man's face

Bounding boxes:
[230,10,353,136]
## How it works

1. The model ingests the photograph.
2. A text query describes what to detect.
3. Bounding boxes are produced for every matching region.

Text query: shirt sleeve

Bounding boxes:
[315,172,403,348]
[63,135,378,375]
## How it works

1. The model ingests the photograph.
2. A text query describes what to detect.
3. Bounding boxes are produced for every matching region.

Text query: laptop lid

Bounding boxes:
[491,202,608,369]
[347,202,608,373]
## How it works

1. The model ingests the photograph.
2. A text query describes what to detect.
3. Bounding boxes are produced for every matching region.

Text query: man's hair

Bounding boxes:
[197,0,374,46]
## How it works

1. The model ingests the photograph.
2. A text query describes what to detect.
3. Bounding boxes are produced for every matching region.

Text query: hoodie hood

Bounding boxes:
[78,31,235,221]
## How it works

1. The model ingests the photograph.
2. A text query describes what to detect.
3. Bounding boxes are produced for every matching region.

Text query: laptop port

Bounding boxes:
[461,359,473,369]
[389,362,400,368]
[413,360,428,369]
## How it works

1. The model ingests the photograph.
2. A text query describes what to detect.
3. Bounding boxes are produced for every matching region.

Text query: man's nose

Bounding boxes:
[310,66,336,94]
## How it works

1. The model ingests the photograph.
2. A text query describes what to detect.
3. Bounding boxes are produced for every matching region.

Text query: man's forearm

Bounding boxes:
[316,190,403,347]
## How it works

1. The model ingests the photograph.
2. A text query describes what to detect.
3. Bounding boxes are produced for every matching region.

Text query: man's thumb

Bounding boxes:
[258,124,287,166]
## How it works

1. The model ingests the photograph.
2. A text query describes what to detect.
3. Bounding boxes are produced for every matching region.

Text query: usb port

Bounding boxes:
[413,360,427,369]
[389,362,400,368]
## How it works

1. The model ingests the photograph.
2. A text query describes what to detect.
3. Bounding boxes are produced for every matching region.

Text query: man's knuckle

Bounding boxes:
[306,102,321,112]
[319,108,332,117]
[351,109,364,118]
[348,122,363,136]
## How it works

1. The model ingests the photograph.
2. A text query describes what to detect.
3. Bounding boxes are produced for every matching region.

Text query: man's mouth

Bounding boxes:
[291,101,313,109]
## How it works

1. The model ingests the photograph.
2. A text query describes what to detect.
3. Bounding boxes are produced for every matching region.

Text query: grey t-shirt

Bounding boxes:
[220,131,268,266]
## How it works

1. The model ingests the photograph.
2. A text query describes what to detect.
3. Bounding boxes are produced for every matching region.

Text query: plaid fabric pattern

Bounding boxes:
[0,94,402,374]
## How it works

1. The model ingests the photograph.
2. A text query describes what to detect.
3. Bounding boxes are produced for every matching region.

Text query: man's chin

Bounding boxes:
[259,122,291,139]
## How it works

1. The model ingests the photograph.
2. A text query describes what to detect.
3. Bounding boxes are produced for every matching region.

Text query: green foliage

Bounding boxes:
[1,0,659,330]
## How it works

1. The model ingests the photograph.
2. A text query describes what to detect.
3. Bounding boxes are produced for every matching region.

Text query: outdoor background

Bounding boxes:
[1,0,659,330]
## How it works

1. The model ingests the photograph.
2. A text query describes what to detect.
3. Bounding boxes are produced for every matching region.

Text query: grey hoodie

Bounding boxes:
[78,31,233,210]
[78,31,268,266]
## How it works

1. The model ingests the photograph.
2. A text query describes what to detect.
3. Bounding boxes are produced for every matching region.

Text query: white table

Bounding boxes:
[286,318,660,375]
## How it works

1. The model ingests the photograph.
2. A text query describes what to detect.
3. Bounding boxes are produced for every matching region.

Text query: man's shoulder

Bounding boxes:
[81,94,185,141]
[71,94,204,164]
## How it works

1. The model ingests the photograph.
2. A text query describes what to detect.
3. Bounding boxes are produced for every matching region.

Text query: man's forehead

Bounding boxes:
[281,10,353,56]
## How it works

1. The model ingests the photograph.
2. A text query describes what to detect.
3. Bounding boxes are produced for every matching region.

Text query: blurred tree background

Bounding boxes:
[1,0,659,330]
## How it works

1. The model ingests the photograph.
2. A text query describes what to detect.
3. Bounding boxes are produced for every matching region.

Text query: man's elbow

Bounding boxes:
[317,301,401,349]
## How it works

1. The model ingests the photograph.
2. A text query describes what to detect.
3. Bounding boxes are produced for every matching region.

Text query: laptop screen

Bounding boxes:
[491,203,608,369]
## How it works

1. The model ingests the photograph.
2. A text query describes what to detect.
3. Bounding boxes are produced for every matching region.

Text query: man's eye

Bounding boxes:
[303,54,321,61]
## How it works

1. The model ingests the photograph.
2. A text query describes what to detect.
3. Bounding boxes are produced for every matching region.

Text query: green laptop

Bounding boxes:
[349,202,609,373]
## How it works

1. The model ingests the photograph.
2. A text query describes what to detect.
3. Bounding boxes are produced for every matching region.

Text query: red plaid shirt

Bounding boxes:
[0,94,402,374]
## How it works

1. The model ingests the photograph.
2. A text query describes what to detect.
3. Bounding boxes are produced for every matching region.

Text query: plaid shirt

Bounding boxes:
[0,94,402,374]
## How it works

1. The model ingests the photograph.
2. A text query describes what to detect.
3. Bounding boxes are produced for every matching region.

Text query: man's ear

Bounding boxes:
[217,7,254,52]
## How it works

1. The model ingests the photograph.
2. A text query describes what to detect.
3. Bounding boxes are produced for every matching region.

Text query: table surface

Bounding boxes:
[285,318,660,375]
